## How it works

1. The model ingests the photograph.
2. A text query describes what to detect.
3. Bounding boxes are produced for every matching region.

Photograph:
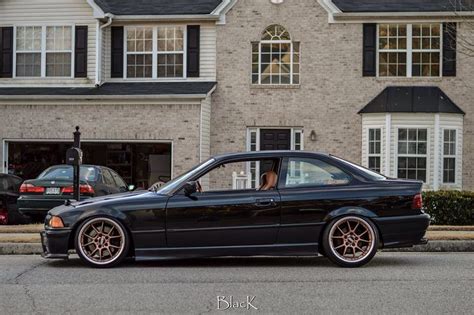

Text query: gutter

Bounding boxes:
[96,14,114,86]
[109,14,220,22]
[0,94,209,101]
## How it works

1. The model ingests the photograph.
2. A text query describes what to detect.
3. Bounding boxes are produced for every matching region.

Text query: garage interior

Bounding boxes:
[6,141,172,189]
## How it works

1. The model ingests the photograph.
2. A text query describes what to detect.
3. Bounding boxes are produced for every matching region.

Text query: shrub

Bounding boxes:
[422,190,474,225]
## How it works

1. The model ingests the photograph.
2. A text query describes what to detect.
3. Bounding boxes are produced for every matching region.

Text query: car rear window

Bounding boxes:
[38,166,97,182]
[331,156,387,181]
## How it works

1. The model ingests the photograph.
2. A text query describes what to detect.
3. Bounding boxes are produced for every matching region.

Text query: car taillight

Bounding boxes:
[412,193,423,210]
[62,185,95,195]
[19,183,45,194]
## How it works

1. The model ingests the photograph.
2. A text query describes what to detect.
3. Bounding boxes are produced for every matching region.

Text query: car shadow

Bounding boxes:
[44,254,418,269]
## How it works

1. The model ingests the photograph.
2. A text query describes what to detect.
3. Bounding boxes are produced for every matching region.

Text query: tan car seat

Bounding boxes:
[259,171,278,191]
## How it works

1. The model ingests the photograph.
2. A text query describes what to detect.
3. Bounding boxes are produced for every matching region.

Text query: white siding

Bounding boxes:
[104,22,217,81]
[0,0,96,85]
[362,113,464,190]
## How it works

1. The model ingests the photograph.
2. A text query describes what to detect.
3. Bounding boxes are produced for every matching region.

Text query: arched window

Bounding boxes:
[252,25,300,85]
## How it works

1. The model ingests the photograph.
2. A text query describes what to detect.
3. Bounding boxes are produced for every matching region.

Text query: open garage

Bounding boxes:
[5,140,172,189]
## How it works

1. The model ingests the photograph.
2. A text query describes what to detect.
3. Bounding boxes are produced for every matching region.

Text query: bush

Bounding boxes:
[423,190,474,225]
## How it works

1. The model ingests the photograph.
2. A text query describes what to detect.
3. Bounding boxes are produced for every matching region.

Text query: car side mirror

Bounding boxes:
[183,181,198,196]
[128,185,135,191]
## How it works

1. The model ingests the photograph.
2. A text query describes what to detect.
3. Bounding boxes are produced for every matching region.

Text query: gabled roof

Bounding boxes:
[0,82,216,99]
[93,0,224,15]
[333,0,474,12]
[359,86,465,114]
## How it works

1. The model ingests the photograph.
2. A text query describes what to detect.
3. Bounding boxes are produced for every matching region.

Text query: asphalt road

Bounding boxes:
[0,253,473,314]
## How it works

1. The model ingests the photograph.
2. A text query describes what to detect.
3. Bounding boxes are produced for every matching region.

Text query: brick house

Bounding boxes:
[0,0,472,190]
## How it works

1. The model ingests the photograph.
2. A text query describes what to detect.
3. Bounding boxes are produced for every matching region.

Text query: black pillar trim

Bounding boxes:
[74,26,88,78]
[363,24,377,77]
[187,25,200,78]
[111,26,124,78]
[0,27,14,78]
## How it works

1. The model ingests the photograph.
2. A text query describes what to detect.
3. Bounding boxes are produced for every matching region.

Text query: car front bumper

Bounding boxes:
[372,213,431,248]
[40,229,72,259]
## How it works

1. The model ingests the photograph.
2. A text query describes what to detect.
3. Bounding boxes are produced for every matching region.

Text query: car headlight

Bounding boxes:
[49,216,65,228]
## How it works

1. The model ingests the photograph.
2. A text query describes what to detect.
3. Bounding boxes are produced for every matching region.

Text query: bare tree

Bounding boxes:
[447,0,474,57]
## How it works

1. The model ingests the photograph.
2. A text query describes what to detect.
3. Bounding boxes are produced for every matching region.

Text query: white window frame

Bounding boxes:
[123,25,187,80]
[396,127,429,183]
[246,127,304,188]
[13,24,75,79]
[376,23,442,78]
[442,128,458,185]
[367,128,382,172]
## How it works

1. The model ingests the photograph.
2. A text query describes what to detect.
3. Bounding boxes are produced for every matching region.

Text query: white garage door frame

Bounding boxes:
[2,138,174,178]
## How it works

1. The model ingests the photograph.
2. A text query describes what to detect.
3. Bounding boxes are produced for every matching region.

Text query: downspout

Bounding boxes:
[96,13,114,86]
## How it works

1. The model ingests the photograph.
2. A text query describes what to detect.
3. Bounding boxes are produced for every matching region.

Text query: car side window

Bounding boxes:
[102,169,115,186]
[111,170,127,189]
[283,158,351,188]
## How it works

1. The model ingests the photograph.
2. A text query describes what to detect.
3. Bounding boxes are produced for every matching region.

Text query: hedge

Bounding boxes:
[423,190,474,225]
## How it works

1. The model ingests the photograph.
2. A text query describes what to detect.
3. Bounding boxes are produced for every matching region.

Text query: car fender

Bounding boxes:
[323,207,378,223]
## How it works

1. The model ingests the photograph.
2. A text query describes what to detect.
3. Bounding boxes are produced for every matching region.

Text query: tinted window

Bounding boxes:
[102,169,115,186]
[283,158,351,188]
[38,166,97,181]
[110,170,127,188]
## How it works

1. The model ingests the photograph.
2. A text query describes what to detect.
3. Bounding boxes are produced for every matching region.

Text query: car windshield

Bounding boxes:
[38,166,98,182]
[151,158,215,195]
[331,156,386,181]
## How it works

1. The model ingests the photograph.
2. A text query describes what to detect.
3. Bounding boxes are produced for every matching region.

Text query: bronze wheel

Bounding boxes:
[323,216,378,267]
[75,217,128,267]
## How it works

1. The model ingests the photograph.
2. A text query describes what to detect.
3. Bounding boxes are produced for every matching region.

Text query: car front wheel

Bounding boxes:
[322,215,379,268]
[75,217,129,268]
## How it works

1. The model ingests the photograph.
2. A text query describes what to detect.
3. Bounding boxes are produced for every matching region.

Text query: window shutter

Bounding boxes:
[187,25,200,77]
[0,27,14,78]
[443,23,456,77]
[74,26,88,78]
[363,24,377,77]
[111,26,124,78]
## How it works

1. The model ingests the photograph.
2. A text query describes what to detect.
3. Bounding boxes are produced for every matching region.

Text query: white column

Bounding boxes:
[433,114,440,190]
[385,114,392,177]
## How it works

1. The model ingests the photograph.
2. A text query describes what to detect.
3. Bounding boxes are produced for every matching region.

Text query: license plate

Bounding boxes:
[45,187,61,195]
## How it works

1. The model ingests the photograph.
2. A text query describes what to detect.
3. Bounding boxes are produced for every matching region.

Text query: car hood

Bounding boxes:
[49,190,166,217]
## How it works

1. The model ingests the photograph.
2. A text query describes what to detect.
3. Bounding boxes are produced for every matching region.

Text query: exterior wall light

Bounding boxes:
[270,0,284,4]
[310,130,317,142]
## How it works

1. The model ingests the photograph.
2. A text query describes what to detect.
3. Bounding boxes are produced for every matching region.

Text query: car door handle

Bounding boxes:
[255,198,277,207]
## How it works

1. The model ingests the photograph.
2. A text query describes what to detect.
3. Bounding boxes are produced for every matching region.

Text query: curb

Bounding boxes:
[382,240,474,252]
[0,243,43,255]
[0,240,473,255]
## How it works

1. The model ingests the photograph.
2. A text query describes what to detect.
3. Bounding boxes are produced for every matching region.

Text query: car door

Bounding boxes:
[276,157,353,245]
[165,159,281,247]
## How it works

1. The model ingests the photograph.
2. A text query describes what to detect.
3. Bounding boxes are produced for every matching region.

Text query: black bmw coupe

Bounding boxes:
[41,151,430,268]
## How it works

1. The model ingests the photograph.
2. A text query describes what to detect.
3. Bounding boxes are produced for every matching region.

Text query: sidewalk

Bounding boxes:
[0,224,473,255]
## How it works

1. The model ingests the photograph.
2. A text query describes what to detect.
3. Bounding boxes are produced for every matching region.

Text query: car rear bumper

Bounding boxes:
[372,213,431,248]
[40,229,71,259]
[18,196,91,216]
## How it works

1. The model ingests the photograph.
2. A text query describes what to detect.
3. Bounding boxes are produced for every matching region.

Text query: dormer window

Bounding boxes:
[251,25,300,85]
[124,26,185,79]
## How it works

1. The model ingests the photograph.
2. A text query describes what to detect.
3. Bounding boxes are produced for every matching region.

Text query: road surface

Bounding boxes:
[0,253,473,314]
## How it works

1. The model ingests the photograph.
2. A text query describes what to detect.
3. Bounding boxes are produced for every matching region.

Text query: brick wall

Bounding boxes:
[212,0,474,190]
[0,103,202,177]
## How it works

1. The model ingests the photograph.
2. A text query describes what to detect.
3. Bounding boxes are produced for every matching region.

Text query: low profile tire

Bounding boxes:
[75,217,129,268]
[322,216,379,268]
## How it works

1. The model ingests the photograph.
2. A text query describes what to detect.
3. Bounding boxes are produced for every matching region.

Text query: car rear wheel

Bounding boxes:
[75,217,129,268]
[322,216,379,268]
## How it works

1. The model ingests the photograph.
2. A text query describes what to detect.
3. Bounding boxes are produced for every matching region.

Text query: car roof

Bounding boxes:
[212,150,330,161]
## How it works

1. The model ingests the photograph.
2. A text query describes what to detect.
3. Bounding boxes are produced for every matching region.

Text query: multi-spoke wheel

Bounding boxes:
[75,217,129,268]
[322,216,379,267]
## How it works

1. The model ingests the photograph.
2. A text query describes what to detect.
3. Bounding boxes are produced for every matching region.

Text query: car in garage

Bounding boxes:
[18,165,132,222]
[40,151,430,268]
[0,174,25,225]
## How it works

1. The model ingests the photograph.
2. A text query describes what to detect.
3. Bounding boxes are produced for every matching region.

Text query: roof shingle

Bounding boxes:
[94,0,223,15]
[333,0,474,12]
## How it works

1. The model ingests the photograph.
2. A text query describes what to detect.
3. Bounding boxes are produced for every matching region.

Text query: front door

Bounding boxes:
[259,129,291,174]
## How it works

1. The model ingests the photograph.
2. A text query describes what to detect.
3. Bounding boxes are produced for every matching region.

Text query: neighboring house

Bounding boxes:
[0,0,472,191]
